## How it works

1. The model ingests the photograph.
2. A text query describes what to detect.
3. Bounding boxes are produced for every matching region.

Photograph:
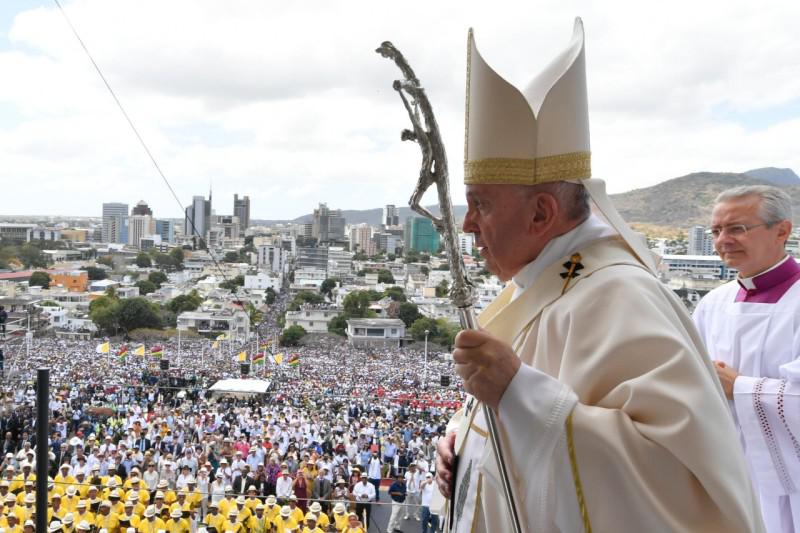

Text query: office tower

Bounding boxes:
[102,202,128,243]
[383,204,400,226]
[404,216,440,253]
[233,194,251,229]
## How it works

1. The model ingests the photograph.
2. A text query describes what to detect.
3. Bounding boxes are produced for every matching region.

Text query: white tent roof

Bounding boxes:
[208,378,271,396]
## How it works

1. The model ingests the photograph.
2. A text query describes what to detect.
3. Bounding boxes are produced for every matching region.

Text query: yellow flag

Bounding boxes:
[133,345,145,356]
[274,353,283,365]
[238,351,247,362]
[212,341,220,349]
[96,342,110,354]
[216,333,227,341]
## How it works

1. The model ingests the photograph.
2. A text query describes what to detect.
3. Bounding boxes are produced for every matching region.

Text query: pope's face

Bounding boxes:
[711,196,790,278]
[463,184,538,281]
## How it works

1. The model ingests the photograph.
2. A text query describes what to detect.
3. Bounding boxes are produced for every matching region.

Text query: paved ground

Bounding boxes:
[364,488,442,533]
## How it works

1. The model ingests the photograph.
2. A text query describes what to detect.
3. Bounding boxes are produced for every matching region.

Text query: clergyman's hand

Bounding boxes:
[435,432,456,498]
[453,329,521,411]
[714,360,739,400]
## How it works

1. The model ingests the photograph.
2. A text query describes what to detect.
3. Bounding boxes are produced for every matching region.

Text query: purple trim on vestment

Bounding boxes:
[735,257,800,303]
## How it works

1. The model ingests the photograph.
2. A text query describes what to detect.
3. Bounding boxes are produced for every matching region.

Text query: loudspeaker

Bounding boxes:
[440,375,451,387]
[240,363,250,375]
[159,359,169,370]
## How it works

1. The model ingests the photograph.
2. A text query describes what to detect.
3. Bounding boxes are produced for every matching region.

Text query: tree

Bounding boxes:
[135,253,152,268]
[82,266,107,280]
[327,314,349,336]
[116,298,163,334]
[410,316,438,341]
[435,279,450,297]
[383,286,406,302]
[387,253,396,261]
[320,278,338,299]
[224,251,241,263]
[166,290,202,314]
[19,244,48,268]
[135,280,157,295]
[97,255,114,268]
[38,300,59,307]
[148,271,168,288]
[342,291,375,319]
[246,302,264,325]
[219,275,245,292]
[434,318,461,349]
[353,251,369,261]
[89,294,119,335]
[288,290,325,311]
[265,287,277,305]
[170,246,185,265]
[377,269,394,284]
[153,253,180,271]
[29,271,51,288]
[397,302,421,327]
[280,325,307,346]
[404,250,420,263]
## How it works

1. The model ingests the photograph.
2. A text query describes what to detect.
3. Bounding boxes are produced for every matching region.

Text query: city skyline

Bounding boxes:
[1,1,799,219]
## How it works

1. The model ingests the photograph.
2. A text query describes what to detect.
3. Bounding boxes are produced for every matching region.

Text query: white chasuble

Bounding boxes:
[693,259,800,533]
[445,237,764,532]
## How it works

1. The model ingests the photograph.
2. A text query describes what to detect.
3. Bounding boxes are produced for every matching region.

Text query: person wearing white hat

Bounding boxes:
[137,506,166,533]
[331,502,348,531]
[271,505,297,533]
[436,18,764,533]
[166,507,189,533]
[245,503,269,533]
[75,520,91,532]
[222,508,242,533]
[94,500,119,532]
[73,500,94,525]
[202,501,225,533]
[419,471,438,533]
[48,521,63,533]
[306,501,329,530]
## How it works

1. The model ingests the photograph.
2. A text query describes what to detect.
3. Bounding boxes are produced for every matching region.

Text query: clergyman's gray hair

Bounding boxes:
[519,181,591,222]
[715,185,793,226]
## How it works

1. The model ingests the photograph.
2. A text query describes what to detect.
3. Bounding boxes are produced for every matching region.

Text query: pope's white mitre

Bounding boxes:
[465,18,590,185]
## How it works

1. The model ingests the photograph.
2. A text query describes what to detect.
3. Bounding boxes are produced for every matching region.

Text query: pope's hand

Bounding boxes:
[435,432,456,498]
[714,360,739,400]
[453,329,521,411]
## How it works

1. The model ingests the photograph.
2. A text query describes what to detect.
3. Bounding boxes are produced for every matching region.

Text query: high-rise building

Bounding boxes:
[312,203,346,244]
[129,215,156,250]
[383,204,400,227]
[155,219,175,243]
[349,224,374,254]
[404,216,440,253]
[131,200,153,216]
[184,193,212,245]
[102,202,128,243]
[459,233,475,255]
[296,246,329,271]
[257,245,288,273]
[688,225,714,256]
[233,194,251,229]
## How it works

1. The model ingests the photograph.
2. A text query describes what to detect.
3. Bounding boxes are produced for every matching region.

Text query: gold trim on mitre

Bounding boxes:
[464,152,591,185]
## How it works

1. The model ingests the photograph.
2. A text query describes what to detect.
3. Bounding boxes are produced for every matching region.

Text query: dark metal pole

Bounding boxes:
[36,368,49,533]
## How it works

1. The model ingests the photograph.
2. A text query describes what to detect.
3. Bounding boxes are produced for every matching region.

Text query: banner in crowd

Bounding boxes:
[150,345,163,357]
[95,342,109,354]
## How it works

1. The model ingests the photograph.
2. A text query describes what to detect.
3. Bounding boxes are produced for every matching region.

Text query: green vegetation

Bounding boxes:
[134,280,157,295]
[90,294,164,336]
[280,325,307,346]
[397,302,421,327]
[328,290,379,337]
[219,275,245,292]
[166,290,203,314]
[29,271,51,288]
[287,290,325,311]
[135,253,152,268]
[377,269,394,284]
[81,266,107,280]
[409,316,460,349]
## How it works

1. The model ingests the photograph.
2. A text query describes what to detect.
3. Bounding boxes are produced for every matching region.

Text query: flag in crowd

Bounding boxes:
[238,350,247,362]
[212,340,220,349]
[259,339,273,351]
[95,342,109,354]
[133,345,145,356]
[287,353,300,367]
[273,353,283,365]
[150,345,163,357]
[216,333,227,341]
[253,352,265,366]
[118,345,129,360]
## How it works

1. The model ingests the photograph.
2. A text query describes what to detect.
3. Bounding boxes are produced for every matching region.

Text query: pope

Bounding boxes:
[435,18,765,533]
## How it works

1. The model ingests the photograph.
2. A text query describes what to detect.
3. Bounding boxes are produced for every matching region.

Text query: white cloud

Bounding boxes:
[0,0,798,219]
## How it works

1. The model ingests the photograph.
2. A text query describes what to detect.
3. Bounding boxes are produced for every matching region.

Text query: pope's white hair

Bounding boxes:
[715,185,792,226]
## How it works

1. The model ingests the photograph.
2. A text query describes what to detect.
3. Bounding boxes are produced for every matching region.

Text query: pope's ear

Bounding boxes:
[529,191,560,232]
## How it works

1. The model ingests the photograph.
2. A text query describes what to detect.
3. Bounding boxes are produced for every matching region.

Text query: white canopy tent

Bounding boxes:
[208,378,271,398]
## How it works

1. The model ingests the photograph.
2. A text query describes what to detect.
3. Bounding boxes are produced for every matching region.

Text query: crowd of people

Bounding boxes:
[0,324,461,532]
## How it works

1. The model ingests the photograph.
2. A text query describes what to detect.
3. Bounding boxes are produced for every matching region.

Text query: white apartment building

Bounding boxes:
[346,318,406,348]
[285,305,342,333]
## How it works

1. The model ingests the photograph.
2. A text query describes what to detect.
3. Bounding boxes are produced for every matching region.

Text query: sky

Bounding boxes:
[0,0,798,220]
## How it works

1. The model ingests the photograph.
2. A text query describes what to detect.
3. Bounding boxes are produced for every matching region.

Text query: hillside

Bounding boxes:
[610,172,800,227]
[252,168,800,230]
